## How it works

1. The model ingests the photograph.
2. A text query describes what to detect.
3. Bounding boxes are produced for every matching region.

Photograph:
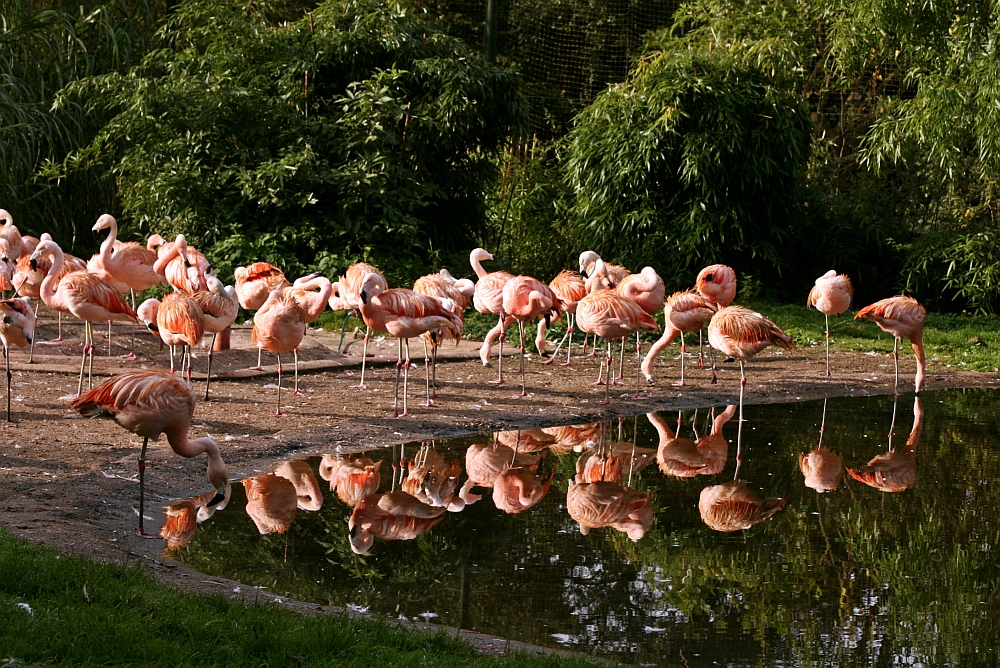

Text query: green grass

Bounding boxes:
[0,529,609,668]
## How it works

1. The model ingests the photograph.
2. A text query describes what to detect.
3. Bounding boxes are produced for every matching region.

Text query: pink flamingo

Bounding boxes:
[190,275,239,399]
[155,235,210,295]
[0,297,34,421]
[319,455,382,507]
[612,266,665,384]
[696,264,738,380]
[699,480,786,532]
[575,285,659,404]
[847,396,923,492]
[14,234,87,349]
[854,295,926,395]
[357,273,462,416]
[470,248,514,383]
[413,269,474,398]
[234,261,291,370]
[807,271,854,376]
[541,269,587,365]
[70,369,228,537]
[641,290,716,386]
[244,474,299,535]
[31,239,137,395]
[331,262,387,387]
[578,251,630,356]
[0,210,23,261]
[273,460,324,511]
[349,490,447,554]
[281,273,332,395]
[138,292,205,379]
[501,275,560,397]
[566,479,653,541]
[252,290,306,416]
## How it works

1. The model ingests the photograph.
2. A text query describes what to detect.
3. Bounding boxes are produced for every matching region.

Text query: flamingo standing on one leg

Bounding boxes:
[14,234,87,348]
[696,264,738,382]
[88,215,164,359]
[137,292,205,380]
[0,297,34,421]
[576,286,659,404]
[470,248,514,383]
[357,273,462,417]
[283,273,333,395]
[641,290,716,386]
[69,369,228,538]
[807,271,853,377]
[854,295,927,395]
[190,275,239,399]
[235,262,291,370]
[31,239,137,395]
[252,290,306,416]
[413,269,474,400]
[332,263,387,387]
[708,305,793,430]
[501,275,560,397]
[614,266,665,387]
[0,210,24,262]
[541,270,587,365]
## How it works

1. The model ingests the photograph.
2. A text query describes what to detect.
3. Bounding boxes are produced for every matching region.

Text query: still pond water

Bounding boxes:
[164,389,1000,666]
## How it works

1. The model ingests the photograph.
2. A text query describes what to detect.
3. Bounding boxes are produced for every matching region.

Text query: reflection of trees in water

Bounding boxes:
[174,391,1000,664]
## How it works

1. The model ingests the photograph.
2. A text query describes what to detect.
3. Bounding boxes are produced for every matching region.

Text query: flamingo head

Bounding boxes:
[92,214,116,233]
[29,239,60,271]
[579,250,600,276]
[0,209,11,226]
[454,278,475,298]
[137,298,160,332]
[469,248,494,265]
[147,233,166,249]
[359,272,385,305]
[439,267,455,281]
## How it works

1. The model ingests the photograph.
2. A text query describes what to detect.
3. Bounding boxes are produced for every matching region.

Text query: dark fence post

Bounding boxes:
[484,0,498,63]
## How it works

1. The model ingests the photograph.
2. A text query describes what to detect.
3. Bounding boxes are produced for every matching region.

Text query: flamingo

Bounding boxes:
[696,264,738,380]
[330,262,387,387]
[190,275,239,399]
[282,273,333,395]
[14,234,87,347]
[651,406,735,478]
[807,271,854,376]
[137,292,205,379]
[541,269,587,365]
[501,275,560,397]
[470,248,514,383]
[234,262,291,370]
[641,290,716,386]
[854,295,927,395]
[349,490,447,554]
[575,441,657,484]
[708,305,793,425]
[20,235,39,259]
[613,266,665,384]
[0,297,34,421]
[273,460,324,511]
[699,480,787,532]
[0,240,14,295]
[160,487,232,551]
[155,235,210,295]
[566,460,653,541]
[244,474,299,535]
[575,284,658,404]
[578,251,630,356]
[358,272,461,417]
[88,215,163,359]
[0,210,23,261]
[401,446,467,511]
[319,455,382,506]
[493,463,555,514]
[252,290,306,416]
[31,239,137,395]
[69,369,228,537]
[413,269,475,398]
[847,395,923,492]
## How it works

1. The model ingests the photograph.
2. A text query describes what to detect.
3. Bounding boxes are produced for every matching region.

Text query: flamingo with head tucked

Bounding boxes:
[696,264,738,381]
[808,271,853,377]
[541,269,587,365]
[282,273,333,395]
[137,292,205,379]
[0,210,23,262]
[252,290,306,416]
[413,269,474,399]
[0,297,34,421]
[234,262,292,370]
[329,262,387,387]
[190,275,239,399]
[501,275,560,397]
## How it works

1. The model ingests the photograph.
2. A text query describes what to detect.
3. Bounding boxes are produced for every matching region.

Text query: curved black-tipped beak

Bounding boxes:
[360,289,368,305]
[544,313,551,329]
[206,491,226,508]
[29,258,37,272]
[145,322,159,333]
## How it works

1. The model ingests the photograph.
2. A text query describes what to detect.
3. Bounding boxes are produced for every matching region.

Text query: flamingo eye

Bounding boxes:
[704,273,714,282]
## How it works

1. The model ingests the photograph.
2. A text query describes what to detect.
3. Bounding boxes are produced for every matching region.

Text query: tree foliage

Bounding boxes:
[61,0,527,282]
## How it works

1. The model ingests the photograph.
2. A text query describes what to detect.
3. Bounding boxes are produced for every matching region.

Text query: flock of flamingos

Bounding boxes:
[0,209,929,537]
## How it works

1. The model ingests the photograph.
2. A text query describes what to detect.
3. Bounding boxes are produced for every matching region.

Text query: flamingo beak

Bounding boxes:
[29,258,37,272]
[360,289,368,305]
[206,491,226,508]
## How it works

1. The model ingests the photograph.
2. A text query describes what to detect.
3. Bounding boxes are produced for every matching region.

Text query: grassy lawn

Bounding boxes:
[0,529,608,668]
[314,302,1000,373]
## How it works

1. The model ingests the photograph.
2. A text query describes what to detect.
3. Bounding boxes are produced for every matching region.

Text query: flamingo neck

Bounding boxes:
[910,332,926,394]
[471,255,488,278]
[99,219,118,263]
[39,246,65,308]
[527,290,550,313]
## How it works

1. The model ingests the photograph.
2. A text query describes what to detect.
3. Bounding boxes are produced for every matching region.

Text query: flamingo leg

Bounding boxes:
[336,311,350,353]
[293,348,305,396]
[543,327,570,365]
[517,320,528,398]
[697,329,705,368]
[893,336,900,396]
[76,322,88,396]
[87,322,94,390]
[4,344,10,422]
[401,338,410,417]
[824,313,831,377]
[136,436,155,539]
[249,347,263,371]
[422,338,434,407]
[710,343,718,384]
[613,337,625,385]
[601,341,612,404]
[274,353,285,417]
[27,332,34,364]
[169,345,175,374]
[593,341,606,385]
[632,335,645,400]
[204,332,217,400]
[431,339,438,398]
[491,314,506,384]
[107,320,112,357]
[393,337,403,418]
[672,331,688,387]
[564,314,575,365]
[357,326,371,388]
[55,312,63,342]
[123,289,137,360]
[185,346,192,383]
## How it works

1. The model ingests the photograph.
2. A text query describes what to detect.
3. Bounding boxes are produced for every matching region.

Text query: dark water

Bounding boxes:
[166,389,1000,666]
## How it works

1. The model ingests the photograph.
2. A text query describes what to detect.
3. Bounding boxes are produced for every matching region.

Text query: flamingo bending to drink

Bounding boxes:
[854,295,926,395]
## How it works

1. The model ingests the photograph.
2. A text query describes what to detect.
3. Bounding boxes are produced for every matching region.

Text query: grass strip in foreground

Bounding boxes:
[0,529,609,667]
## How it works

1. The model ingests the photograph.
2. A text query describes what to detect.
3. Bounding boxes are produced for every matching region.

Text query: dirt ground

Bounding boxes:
[1,315,997,651]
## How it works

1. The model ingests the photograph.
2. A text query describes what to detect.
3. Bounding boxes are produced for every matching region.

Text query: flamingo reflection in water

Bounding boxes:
[575,440,657,485]
[541,422,603,453]
[652,406,736,478]
[492,458,555,514]
[799,399,843,493]
[319,455,382,507]
[273,460,324,511]
[160,487,232,551]
[847,396,922,493]
[349,490,446,554]
[244,473,299,535]
[401,444,468,512]
[699,481,787,532]
[494,428,557,453]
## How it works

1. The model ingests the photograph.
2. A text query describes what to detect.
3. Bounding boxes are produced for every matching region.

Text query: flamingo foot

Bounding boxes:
[51,336,64,343]
[293,390,306,397]
[710,369,718,384]
[697,358,704,369]
[631,394,648,401]
[121,352,136,360]
[559,360,573,367]
[430,391,438,399]
[420,399,435,407]
[591,379,606,386]
[672,380,686,387]
[823,371,832,377]
[136,529,157,539]
[248,365,263,371]
[488,377,505,385]
[273,410,286,417]
[542,357,556,366]
[396,410,410,418]
[595,398,610,405]
[513,392,532,399]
